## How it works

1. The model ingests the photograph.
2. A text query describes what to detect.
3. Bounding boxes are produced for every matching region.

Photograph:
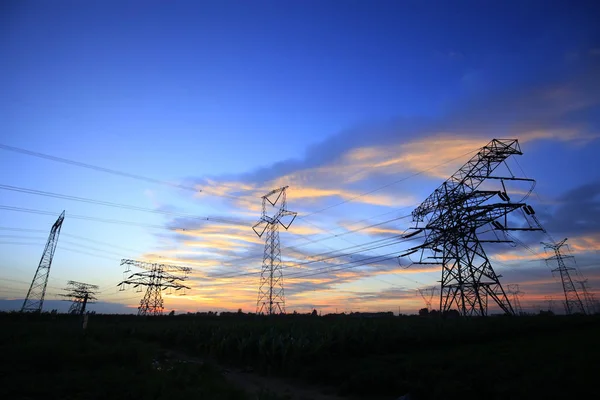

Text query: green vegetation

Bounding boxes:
[1,312,599,399]
[0,313,280,400]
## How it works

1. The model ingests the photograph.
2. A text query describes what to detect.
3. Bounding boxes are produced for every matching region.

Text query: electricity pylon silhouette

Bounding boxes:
[402,139,542,316]
[59,280,98,315]
[506,284,524,315]
[544,296,555,313]
[118,259,191,316]
[575,279,597,315]
[21,211,65,313]
[417,287,437,310]
[542,239,586,315]
[252,186,297,315]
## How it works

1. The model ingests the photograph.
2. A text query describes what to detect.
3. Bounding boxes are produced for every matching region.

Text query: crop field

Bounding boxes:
[2,312,599,400]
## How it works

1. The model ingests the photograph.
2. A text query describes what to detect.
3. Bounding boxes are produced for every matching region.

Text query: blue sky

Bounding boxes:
[1,0,599,314]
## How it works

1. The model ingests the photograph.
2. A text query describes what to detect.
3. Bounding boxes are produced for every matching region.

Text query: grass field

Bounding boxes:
[1,312,598,399]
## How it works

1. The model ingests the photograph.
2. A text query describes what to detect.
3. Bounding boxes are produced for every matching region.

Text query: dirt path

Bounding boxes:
[161,349,356,400]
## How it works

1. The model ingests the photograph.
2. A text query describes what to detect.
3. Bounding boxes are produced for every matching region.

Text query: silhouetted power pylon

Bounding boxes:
[542,239,586,315]
[575,279,597,315]
[59,280,98,315]
[544,296,555,313]
[117,259,191,316]
[401,139,542,316]
[21,210,65,313]
[252,186,297,315]
[506,284,524,315]
[417,287,437,310]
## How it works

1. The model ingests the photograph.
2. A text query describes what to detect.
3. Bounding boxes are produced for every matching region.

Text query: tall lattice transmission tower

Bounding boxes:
[21,210,65,313]
[401,139,542,316]
[252,186,297,315]
[417,287,437,310]
[542,239,586,315]
[575,279,598,314]
[59,280,98,315]
[118,259,191,316]
[506,284,524,315]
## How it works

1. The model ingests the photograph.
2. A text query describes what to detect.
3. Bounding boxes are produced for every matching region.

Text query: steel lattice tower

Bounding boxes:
[252,186,297,315]
[542,239,586,315]
[417,287,437,310]
[544,296,555,313]
[21,210,65,313]
[506,284,524,315]
[575,279,597,314]
[118,259,191,316]
[59,280,98,315]
[402,139,542,316]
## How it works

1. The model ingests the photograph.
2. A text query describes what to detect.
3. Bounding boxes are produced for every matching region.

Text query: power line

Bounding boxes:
[300,149,478,218]
[213,234,425,281]
[297,214,426,287]
[0,205,190,231]
[0,143,203,193]
[211,234,406,279]
[209,213,414,272]
[0,227,46,233]
[0,277,64,291]
[288,250,407,280]
[1,204,422,290]
[0,239,122,262]
[0,227,150,256]
[0,184,250,226]
[2,143,476,222]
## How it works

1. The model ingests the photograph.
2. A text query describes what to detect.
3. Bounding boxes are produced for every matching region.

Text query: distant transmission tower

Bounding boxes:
[59,280,98,315]
[542,239,586,315]
[118,259,191,316]
[506,284,524,315]
[544,296,555,313]
[252,186,297,315]
[402,139,542,316]
[575,279,597,315]
[417,287,437,310]
[21,210,65,313]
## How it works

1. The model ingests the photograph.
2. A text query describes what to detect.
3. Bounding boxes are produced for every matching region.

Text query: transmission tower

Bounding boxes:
[401,139,542,316]
[575,279,597,315]
[542,239,586,315]
[21,210,65,313]
[252,186,297,315]
[506,284,524,315]
[417,287,437,310]
[59,280,98,315]
[117,259,191,316]
[544,296,555,313]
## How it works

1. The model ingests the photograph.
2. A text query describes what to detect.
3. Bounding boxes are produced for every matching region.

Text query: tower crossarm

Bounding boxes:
[262,186,288,205]
[465,203,526,226]
[120,259,192,273]
[118,258,192,315]
[413,139,522,222]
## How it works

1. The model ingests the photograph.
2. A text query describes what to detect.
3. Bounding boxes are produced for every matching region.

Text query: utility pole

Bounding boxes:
[59,280,98,315]
[541,239,586,315]
[118,259,191,316]
[402,139,542,316]
[21,211,65,313]
[506,284,524,315]
[252,186,297,315]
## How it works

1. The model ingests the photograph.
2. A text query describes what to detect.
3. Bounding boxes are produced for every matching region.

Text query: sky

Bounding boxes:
[1,0,599,315]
